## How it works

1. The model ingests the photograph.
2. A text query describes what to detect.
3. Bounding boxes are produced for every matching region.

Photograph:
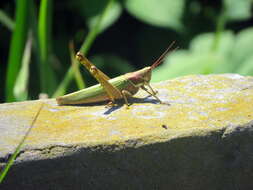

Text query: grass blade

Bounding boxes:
[13,31,33,101]
[38,0,57,95]
[5,0,30,102]
[69,41,85,90]
[0,10,14,31]
[0,103,44,184]
[80,0,115,54]
[52,68,74,97]
[53,0,115,97]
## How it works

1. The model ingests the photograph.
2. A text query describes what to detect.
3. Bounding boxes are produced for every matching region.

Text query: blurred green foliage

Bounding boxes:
[0,0,253,103]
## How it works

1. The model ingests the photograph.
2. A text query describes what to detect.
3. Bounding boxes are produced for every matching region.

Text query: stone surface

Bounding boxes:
[1,74,253,189]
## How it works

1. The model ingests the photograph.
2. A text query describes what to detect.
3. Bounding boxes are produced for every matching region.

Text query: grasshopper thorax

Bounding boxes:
[125,67,152,87]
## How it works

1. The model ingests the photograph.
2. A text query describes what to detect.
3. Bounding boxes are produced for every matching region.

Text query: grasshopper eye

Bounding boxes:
[144,71,151,82]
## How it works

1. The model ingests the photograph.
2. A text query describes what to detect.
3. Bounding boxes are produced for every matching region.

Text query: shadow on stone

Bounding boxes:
[59,95,167,115]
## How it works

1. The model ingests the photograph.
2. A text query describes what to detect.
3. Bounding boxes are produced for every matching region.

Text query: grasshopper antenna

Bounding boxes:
[151,41,178,69]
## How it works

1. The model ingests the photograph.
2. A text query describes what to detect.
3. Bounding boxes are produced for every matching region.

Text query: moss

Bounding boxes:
[1,74,253,156]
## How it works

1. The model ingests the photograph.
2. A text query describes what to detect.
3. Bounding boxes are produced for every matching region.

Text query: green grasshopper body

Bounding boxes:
[56,74,138,105]
[56,43,175,107]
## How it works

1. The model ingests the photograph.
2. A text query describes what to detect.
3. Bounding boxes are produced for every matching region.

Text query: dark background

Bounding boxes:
[1,0,253,102]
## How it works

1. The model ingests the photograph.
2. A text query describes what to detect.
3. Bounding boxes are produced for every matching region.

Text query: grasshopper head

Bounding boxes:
[127,42,177,86]
[126,67,152,87]
[137,66,152,82]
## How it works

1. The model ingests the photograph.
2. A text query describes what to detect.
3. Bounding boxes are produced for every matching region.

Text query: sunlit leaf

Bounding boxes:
[69,0,122,33]
[190,31,235,60]
[125,0,185,30]
[224,0,252,21]
[152,50,225,82]
[190,31,235,72]
[231,27,253,71]
[237,55,253,76]
[87,1,122,33]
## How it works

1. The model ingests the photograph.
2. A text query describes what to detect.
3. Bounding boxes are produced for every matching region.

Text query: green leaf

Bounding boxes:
[190,31,235,59]
[152,31,238,82]
[125,0,185,30]
[14,32,32,101]
[190,31,235,72]
[70,0,122,33]
[152,50,225,82]
[231,27,253,71]
[224,0,252,21]
[237,55,253,76]
[5,0,30,102]
[87,1,122,33]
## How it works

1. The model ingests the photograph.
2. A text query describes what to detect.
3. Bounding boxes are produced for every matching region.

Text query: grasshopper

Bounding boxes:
[56,42,176,107]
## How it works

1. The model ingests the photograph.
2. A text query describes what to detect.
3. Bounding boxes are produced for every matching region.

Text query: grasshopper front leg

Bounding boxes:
[141,85,162,103]
[122,90,134,108]
[133,76,162,103]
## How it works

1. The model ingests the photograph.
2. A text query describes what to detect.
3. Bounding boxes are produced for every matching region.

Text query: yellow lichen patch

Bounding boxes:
[1,74,253,157]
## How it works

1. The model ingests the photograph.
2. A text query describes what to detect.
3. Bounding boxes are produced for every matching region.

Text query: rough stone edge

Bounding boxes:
[1,120,252,167]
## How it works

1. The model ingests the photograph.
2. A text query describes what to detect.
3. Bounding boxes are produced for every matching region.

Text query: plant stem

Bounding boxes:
[211,9,227,51]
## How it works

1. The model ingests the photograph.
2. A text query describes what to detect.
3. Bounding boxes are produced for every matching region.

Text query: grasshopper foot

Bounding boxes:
[124,103,130,109]
[105,101,117,108]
